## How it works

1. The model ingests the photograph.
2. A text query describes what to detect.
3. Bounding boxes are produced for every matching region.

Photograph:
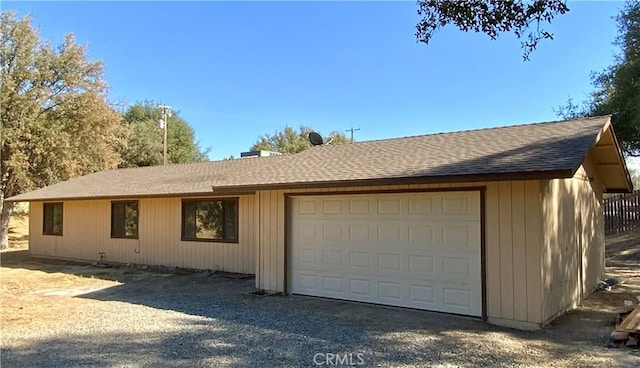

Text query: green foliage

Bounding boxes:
[556,2,640,156]
[1,11,123,192]
[628,167,640,190]
[590,2,640,156]
[251,126,349,154]
[416,0,570,60]
[119,101,209,167]
[1,11,124,247]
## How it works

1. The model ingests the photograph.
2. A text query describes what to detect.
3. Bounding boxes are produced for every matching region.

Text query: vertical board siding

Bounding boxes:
[498,182,515,320]
[270,190,278,289]
[28,196,256,274]
[578,157,605,298]
[541,160,603,323]
[484,183,502,318]
[541,178,578,321]
[256,180,545,324]
[511,181,528,322]
[524,180,543,323]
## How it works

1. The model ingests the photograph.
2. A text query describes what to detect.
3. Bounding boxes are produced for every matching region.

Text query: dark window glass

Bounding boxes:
[182,199,238,242]
[111,201,138,238]
[43,203,63,235]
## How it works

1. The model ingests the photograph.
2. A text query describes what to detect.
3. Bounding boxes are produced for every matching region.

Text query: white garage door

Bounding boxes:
[290,191,482,317]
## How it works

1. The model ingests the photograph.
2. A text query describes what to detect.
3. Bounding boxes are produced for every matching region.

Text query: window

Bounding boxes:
[182,198,238,242]
[43,203,63,235]
[111,201,138,238]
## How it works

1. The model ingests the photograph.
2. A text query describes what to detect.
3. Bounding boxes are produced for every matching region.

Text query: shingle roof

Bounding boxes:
[7,115,614,201]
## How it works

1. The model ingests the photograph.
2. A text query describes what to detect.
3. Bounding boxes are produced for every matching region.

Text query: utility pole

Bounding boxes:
[346,127,360,143]
[158,105,172,165]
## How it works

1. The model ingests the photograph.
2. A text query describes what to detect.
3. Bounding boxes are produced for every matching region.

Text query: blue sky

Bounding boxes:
[5,1,632,165]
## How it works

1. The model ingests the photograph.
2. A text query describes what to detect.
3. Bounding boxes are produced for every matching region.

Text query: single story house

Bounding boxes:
[7,115,632,330]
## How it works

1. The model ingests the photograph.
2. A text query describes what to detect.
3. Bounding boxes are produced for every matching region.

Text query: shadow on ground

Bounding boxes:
[3,263,639,367]
[3,229,640,367]
[4,270,632,367]
[0,250,179,283]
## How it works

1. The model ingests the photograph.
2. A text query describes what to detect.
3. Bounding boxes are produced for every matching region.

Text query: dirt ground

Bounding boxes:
[2,215,128,334]
[2,215,640,367]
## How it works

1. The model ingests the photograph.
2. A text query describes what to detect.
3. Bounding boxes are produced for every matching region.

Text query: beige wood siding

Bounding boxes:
[541,156,605,322]
[580,157,605,296]
[29,196,256,274]
[256,181,544,325]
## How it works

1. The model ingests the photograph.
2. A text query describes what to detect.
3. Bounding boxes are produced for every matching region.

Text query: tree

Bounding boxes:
[556,2,640,156]
[251,126,349,154]
[119,102,209,167]
[1,12,124,249]
[416,0,570,60]
[628,167,640,190]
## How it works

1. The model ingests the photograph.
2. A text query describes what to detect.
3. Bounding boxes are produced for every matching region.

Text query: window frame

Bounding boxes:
[42,202,64,236]
[181,197,239,243]
[110,200,139,239]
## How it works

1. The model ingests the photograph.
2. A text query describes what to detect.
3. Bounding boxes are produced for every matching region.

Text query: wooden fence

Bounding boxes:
[604,190,640,236]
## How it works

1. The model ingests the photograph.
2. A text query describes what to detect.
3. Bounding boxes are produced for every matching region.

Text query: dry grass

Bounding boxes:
[1,215,121,335]
[0,266,120,335]
[584,227,640,312]
[7,214,29,250]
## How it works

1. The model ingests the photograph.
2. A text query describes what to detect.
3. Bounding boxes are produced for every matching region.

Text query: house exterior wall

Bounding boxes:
[540,157,605,323]
[29,196,256,274]
[255,181,545,328]
[27,173,603,329]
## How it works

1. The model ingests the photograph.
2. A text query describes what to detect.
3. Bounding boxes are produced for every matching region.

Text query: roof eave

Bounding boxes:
[6,170,576,202]
[211,170,575,192]
[574,116,634,193]
[4,189,258,203]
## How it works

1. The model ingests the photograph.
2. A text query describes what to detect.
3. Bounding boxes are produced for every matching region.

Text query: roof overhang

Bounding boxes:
[210,169,575,192]
[7,170,575,202]
[584,117,634,193]
[4,189,258,203]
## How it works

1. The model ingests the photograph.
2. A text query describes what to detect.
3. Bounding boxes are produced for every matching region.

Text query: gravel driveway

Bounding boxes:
[2,258,640,368]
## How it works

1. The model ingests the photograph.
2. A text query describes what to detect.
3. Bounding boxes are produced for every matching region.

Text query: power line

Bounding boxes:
[346,127,360,143]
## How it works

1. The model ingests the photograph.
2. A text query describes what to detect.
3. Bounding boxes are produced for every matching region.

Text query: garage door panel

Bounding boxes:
[323,199,343,214]
[348,224,371,241]
[349,199,371,214]
[408,225,434,244]
[297,200,318,214]
[377,198,402,214]
[296,248,317,265]
[295,220,477,247]
[291,192,482,317]
[408,197,434,215]
[298,264,478,286]
[295,247,478,274]
[377,225,403,242]
[349,251,371,268]
[408,255,435,274]
[293,269,481,315]
[349,279,372,295]
[442,196,471,215]
[409,284,436,304]
[322,250,342,266]
[442,257,472,277]
[377,253,401,271]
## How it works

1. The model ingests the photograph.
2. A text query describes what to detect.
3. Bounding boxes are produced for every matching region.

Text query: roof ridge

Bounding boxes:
[338,115,611,147]
[98,151,292,174]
